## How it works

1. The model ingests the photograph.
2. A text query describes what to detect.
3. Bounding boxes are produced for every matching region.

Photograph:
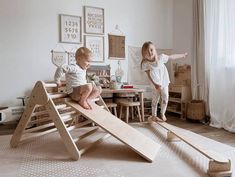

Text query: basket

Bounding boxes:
[187,100,205,120]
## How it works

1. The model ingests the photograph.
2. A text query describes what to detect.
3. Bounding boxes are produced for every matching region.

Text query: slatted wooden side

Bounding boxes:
[10,81,109,160]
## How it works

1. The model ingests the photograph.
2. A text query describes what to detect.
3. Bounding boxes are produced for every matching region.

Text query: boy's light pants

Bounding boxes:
[151,86,169,117]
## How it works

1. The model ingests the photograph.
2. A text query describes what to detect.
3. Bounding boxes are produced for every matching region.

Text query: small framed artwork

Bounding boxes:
[60,14,81,43]
[84,6,104,34]
[68,52,76,65]
[85,35,104,62]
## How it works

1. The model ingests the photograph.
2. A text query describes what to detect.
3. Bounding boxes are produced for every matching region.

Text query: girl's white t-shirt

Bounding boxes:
[142,54,170,87]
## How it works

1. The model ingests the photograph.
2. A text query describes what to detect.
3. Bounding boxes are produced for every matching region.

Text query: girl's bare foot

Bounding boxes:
[79,100,91,109]
[161,115,167,121]
[151,116,164,122]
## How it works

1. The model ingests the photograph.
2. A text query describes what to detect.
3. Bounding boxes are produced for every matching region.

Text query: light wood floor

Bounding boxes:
[167,116,235,148]
[1,116,235,148]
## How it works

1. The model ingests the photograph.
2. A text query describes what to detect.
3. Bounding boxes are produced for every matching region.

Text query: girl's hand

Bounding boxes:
[183,52,188,58]
[155,84,161,91]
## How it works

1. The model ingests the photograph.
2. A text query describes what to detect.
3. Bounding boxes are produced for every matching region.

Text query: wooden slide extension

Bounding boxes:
[10,81,160,162]
[148,117,232,177]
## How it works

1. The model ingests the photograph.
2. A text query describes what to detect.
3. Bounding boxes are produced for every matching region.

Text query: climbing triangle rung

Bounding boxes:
[44,83,58,88]
[67,120,93,132]
[29,117,51,125]
[60,111,77,117]
[21,128,58,144]
[49,93,68,99]
[73,128,99,143]
[55,104,68,110]
[24,122,56,133]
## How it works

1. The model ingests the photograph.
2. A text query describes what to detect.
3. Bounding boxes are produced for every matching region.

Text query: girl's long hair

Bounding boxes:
[140,41,153,69]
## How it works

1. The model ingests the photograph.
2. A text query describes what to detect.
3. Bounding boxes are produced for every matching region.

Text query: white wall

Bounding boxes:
[172,0,193,65]
[0,0,173,106]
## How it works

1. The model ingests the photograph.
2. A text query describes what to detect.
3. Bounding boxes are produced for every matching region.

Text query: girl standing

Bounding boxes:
[141,41,187,121]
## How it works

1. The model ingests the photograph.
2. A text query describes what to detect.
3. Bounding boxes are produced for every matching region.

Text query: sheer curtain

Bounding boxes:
[204,0,235,132]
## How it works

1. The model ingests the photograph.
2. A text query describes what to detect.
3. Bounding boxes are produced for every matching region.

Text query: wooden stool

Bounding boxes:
[119,101,142,123]
[106,102,117,117]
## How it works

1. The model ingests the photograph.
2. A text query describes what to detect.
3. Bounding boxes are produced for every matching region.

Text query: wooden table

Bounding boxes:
[101,88,145,121]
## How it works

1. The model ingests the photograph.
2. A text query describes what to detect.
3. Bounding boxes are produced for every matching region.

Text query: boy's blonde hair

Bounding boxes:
[75,47,92,61]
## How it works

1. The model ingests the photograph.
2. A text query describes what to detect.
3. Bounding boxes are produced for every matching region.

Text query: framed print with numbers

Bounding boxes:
[85,35,104,62]
[84,6,104,34]
[60,14,81,44]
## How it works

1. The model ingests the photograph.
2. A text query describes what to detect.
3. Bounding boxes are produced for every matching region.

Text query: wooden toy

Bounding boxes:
[10,81,160,162]
[148,117,232,177]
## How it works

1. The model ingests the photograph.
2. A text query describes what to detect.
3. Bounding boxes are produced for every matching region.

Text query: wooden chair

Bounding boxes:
[106,102,117,117]
[119,101,142,123]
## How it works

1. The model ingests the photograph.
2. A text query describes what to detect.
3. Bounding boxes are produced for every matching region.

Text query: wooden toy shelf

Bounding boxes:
[167,84,191,118]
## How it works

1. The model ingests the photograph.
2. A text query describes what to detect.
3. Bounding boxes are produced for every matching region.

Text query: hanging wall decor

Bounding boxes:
[60,14,82,44]
[84,6,104,34]
[108,34,125,59]
[108,25,125,59]
[51,51,68,67]
[51,44,68,67]
[85,35,104,62]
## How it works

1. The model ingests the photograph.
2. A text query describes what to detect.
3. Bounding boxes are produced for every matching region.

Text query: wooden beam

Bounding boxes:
[148,117,232,176]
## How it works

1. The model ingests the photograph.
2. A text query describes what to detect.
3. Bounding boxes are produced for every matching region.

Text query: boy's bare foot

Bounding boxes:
[161,115,167,121]
[79,100,91,110]
[86,99,92,109]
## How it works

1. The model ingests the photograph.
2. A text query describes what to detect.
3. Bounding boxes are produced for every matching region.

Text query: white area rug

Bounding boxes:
[0,123,234,177]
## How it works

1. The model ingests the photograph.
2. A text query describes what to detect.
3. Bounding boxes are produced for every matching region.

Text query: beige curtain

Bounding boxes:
[192,0,209,114]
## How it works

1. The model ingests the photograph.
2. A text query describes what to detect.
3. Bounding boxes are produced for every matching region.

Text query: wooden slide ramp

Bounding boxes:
[67,101,160,162]
[148,117,232,177]
[10,81,160,162]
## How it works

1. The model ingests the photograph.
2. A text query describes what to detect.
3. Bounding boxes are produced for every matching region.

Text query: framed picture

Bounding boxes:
[85,35,104,62]
[60,14,81,43]
[68,52,76,65]
[84,6,104,34]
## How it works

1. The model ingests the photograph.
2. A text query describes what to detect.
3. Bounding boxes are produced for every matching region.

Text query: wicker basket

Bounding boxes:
[187,100,205,120]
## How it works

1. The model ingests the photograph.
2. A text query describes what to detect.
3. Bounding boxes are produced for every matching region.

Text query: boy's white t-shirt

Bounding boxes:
[142,54,170,87]
[54,63,87,94]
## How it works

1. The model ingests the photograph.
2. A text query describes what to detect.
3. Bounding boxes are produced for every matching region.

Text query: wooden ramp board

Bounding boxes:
[148,117,232,177]
[67,101,161,162]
